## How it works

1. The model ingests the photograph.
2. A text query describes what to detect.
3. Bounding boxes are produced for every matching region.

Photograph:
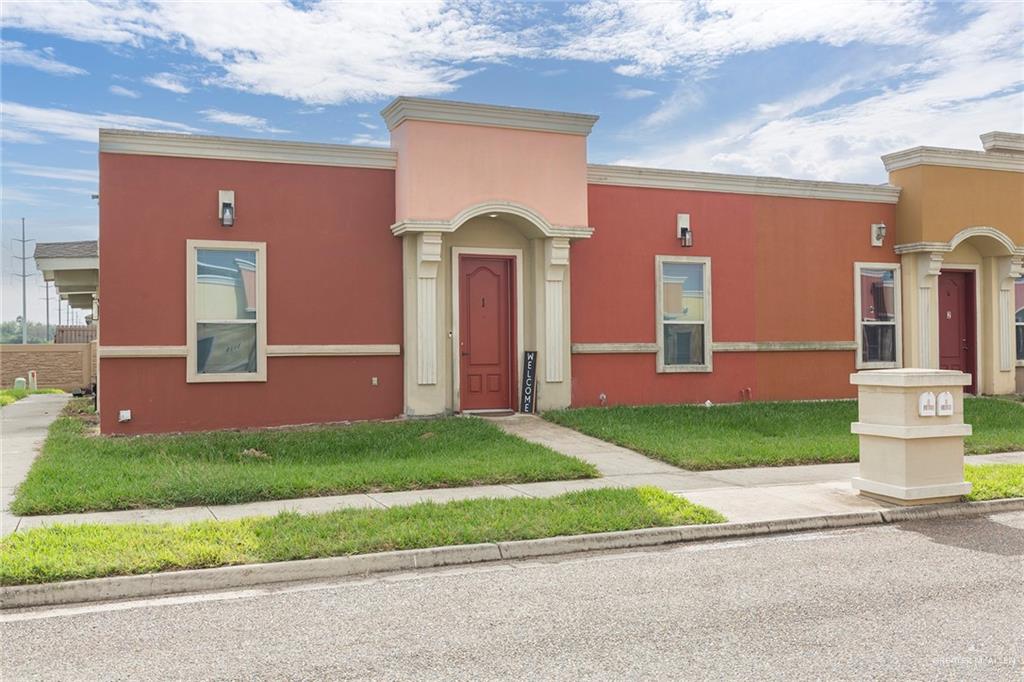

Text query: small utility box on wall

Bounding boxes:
[850,369,973,505]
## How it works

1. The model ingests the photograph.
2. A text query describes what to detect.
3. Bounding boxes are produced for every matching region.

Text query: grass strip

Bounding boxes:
[0,487,725,586]
[544,398,1024,470]
[0,388,63,407]
[12,411,598,515]
[965,463,1024,501]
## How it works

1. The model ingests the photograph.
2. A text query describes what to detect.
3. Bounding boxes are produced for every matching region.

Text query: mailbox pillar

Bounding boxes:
[850,369,973,505]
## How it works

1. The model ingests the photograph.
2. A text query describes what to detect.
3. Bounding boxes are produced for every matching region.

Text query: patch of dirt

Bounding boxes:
[238,448,272,461]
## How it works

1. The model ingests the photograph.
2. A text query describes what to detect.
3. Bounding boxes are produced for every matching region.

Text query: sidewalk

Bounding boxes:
[1,393,71,530]
[2,399,1021,535]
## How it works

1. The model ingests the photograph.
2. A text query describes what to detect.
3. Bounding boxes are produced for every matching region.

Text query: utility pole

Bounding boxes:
[38,281,52,341]
[12,218,35,344]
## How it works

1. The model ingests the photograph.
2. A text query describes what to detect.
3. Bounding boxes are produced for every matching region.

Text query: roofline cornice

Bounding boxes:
[881,146,1024,173]
[381,97,598,136]
[99,130,397,169]
[586,164,900,204]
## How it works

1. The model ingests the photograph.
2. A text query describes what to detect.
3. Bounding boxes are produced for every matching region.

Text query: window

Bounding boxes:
[187,240,267,382]
[855,263,901,369]
[1015,276,1024,363]
[656,256,712,372]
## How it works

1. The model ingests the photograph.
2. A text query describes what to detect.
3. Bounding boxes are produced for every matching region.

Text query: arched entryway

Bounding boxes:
[394,201,592,416]
[897,226,1023,394]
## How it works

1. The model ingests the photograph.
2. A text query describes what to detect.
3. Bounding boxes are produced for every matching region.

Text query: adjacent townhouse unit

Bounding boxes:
[96,98,1024,434]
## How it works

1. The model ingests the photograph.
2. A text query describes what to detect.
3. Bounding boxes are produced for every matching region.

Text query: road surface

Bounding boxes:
[3,512,1022,680]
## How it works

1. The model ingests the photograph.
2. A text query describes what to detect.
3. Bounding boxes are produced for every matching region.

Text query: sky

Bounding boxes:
[2,0,1022,324]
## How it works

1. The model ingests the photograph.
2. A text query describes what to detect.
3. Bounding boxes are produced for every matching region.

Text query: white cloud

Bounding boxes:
[2,0,526,105]
[358,121,379,130]
[558,0,930,76]
[345,133,390,147]
[0,40,87,76]
[5,162,97,184]
[614,3,1024,182]
[2,102,200,144]
[616,87,656,100]
[144,72,190,94]
[200,109,288,133]
[108,84,140,98]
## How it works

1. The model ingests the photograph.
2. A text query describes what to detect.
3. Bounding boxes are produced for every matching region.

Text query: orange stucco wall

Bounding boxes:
[570,184,898,406]
[889,164,1024,245]
[392,120,589,226]
[98,153,403,433]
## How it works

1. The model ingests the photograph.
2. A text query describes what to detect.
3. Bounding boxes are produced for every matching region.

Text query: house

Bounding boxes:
[96,98,1024,434]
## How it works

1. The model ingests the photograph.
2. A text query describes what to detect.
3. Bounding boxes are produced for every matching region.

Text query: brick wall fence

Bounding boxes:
[0,342,97,390]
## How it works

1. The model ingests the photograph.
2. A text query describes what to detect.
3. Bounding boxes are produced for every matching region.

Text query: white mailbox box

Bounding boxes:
[850,369,973,505]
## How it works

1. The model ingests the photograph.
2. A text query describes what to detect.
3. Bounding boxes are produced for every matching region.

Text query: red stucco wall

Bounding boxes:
[571,184,898,406]
[99,153,402,433]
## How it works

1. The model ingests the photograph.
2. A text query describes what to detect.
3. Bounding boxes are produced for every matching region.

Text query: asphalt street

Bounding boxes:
[3,512,1023,680]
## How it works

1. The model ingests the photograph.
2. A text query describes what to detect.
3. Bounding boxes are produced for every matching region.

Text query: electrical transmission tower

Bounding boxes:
[12,218,36,344]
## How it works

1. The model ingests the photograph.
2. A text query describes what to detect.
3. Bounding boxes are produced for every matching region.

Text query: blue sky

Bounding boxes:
[2,0,1022,323]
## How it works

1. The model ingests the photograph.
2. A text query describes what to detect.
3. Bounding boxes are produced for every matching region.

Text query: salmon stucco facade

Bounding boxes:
[96,98,1024,434]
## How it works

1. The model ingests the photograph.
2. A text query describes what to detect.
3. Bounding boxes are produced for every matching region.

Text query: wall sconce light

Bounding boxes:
[219,190,235,227]
[677,213,693,247]
[871,222,886,247]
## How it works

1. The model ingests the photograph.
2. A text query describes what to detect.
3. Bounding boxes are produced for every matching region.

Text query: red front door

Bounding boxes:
[938,270,976,393]
[459,256,515,411]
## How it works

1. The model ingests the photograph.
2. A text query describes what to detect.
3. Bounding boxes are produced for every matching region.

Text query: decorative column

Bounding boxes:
[996,254,1024,372]
[543,237,570,383]
[416,232,442,385]
[914,252,944,368]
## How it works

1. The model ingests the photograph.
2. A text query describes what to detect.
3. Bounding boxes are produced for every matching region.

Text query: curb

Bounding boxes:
[3,497,1022,610]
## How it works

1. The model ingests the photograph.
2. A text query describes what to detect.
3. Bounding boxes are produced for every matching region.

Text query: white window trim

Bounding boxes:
[1016,276,1024,367]
[854,262,903,370]
[186,239,268,383]
[656,255,712,373]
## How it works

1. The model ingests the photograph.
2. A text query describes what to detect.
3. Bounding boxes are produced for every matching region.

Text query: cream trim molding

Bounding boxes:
[588,164,900,204]
[571,341,859,354]
[980,131,1024,154]
[895,226,1022,256]
[392,201,594,240]
[713,341,858,352]
[381,97,598,136]
[99,346,186,358]
[881,146,1024,173]
[571,343,660,354]
[99,129,397,169]
[100,345,400,358]
[267,345,401,357]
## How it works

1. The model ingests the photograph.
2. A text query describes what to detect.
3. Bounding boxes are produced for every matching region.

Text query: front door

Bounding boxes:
[938,270,976,393]
[459,255,515,411]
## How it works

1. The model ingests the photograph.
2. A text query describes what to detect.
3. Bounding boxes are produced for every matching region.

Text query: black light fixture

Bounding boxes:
[219,190,235,227]
[871,222,887,247]
[677,213,693,247]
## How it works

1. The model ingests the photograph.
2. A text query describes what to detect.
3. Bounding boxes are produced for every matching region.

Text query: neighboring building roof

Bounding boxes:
[34,241,98,259]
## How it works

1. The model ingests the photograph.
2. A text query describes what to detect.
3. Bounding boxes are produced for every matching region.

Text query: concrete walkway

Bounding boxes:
[1,393,71,533]
[2,401,1021,535]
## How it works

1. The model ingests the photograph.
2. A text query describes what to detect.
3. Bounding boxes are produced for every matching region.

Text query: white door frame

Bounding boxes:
[450,247,525,413]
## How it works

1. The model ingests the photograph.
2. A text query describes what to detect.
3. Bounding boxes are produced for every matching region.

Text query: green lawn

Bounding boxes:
[12,403,598,515]
[965,463,1024,501]
[0,387,63,407]
[544,398,1024,470]
[0,487,724,586]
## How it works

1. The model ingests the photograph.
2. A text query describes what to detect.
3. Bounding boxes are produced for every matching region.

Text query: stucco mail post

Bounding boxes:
[850,368,973,505]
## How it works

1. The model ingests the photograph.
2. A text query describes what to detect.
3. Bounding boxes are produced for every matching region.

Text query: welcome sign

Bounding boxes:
[521,351,537,413]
